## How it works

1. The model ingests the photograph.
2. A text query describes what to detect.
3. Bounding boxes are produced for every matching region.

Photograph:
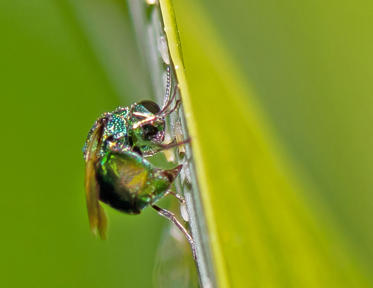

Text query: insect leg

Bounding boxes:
[132,115,159,129]
[140,138,191,157]
[152,204,196,260]
[133,85,181,129]
[156,138,191,151]
[165,190,185,204]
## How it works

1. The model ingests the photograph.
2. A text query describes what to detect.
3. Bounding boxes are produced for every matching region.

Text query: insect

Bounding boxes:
[83,69,195,258]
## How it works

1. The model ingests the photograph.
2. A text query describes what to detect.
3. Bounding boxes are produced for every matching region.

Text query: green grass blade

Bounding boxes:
[161,0,371,287]
[127,0,216,286]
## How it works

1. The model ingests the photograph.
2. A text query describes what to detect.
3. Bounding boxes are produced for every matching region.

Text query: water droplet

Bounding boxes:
[180,203,189,222]
[162,134,175,162]
[158,36,170,64]
[145,0,157,5]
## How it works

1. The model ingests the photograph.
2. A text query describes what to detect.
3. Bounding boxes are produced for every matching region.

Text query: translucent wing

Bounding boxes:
[84,120,108,239]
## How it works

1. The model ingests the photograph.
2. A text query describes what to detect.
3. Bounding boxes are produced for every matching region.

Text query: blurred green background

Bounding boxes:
[1,0,372,287]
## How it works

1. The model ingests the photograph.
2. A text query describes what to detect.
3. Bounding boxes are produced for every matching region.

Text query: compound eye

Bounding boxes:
[138,100,160,114]
[142,124,160,141]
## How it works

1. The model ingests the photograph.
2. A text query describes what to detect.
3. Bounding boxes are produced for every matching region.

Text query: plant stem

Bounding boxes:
[127,0,216,287]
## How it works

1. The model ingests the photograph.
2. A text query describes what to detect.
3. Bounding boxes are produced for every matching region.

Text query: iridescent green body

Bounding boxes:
[83,100,181,233]
[97,150,181,214]
[83,102,165,159]
[83,76,195,258]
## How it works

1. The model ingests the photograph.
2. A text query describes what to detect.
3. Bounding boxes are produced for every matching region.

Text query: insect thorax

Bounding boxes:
[84,103,166,158]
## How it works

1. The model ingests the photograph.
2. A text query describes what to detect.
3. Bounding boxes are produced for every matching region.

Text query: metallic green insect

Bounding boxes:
[83,73,194,256]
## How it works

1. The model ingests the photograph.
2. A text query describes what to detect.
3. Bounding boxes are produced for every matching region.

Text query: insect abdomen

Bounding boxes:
[96,151,181,214]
